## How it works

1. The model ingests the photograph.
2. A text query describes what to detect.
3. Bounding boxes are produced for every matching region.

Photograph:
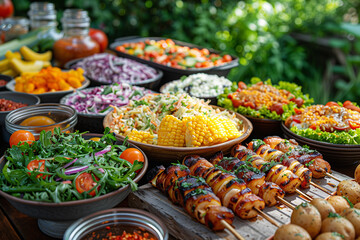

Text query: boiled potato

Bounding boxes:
[291,202,322,238]
[327,195,351,213]
[355,203,360,209]
[274,224,311,240]
[316,232,348,240]
[355,164,360,184]
[321,214,355,240]
[341,208,360,237]
[337,180,360,205]
[311,198,336,220]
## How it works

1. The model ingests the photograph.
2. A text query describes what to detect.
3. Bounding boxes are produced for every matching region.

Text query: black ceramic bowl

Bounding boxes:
[110,36,239,83]
[0,133,148,239]
[245,116,282,139]
[281,122,360,167]
[0,74,13,91]
[0,91,40,141]
[64,57,163,91]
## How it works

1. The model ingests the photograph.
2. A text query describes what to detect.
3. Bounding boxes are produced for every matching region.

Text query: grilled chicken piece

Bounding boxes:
[231,144,302,194]
[183,156,265,219]
[248,140,312,188]
[263,136,331,178]
[148,164,234,231]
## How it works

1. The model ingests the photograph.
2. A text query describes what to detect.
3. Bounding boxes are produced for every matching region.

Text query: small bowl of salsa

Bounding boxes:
[5,103,77,141]
[0,74,13,91]
[64,208,168,240]
[0,92,40,141]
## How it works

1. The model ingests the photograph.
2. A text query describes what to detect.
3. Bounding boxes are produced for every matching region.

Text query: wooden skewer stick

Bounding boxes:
[276,196,295,210]
[310,181,333,195]
[221,220,245,240]
[325,173,341,182]
[254,207,281,228]
[295,189,312,201]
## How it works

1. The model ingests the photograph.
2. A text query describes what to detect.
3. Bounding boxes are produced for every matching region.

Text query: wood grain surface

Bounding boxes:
[129,171,351,240]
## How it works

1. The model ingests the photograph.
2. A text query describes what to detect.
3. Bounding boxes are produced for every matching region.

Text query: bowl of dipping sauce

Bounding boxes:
[64,208,168,240]
[5,103,77,141]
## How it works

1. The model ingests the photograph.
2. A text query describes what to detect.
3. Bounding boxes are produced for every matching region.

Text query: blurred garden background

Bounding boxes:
[13,0,360,103]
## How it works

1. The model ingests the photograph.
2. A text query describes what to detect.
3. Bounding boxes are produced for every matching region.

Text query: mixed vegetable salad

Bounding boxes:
[286,101,360,144]
[62,83,152,115]
[110,93,243,147]
[218,78,314,120]
[71,53,159,84]
[161,73,232,97]
[115,39,233,69]
[0,128,143,202]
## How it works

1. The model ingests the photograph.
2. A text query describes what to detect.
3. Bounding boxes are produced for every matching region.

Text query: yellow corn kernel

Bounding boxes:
[203,117,228,146]
[185,115,208,147]
[128,129,154,144]
[221,118,241,141]
[158,115,185,147]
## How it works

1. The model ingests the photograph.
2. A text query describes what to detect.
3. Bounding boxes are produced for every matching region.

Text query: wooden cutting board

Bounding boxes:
[129,171,350,240]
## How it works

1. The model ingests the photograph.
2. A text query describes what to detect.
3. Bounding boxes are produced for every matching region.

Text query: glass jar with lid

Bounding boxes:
[28,2,62,43]
[0,17,29,42]
[53,9,100,67]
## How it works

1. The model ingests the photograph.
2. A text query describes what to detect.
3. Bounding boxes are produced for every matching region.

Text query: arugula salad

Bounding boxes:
[0,128,143,203]
[217,77,313,121]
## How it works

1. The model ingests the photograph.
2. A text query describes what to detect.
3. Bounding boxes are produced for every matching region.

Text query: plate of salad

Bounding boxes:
[282,101,360,166]
[110,36,239,81]
[217,77,314,137]
[0,128,147,237]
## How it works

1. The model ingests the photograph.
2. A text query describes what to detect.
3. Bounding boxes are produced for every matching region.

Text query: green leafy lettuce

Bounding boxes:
[290,126,360,145]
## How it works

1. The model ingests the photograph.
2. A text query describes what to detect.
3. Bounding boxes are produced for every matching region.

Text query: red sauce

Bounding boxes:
[0,79,7,86]
[83,225,158,240]
[53,36,100,67]
[0,98,28,111]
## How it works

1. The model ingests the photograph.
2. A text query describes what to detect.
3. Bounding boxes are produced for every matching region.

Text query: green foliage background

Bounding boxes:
[13,0,360,103]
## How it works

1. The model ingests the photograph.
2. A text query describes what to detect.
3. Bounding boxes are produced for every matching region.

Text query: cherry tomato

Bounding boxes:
[243,101,255,109]
[9,130,35,147]
[27,160,46,179]
[289,97,304,108]
[294,108,303,114]
[195,62,202,68]
[349,120,360,130]
[120,148,144,165]
[237,81,247,90]
[116,46,126,52]
[269,103,284,115]
[0,0,13,19]
[309,124,317,130]
[200,48,210,56]
[325,101,339,107]
[89,28,108,52]
[222,54,232,62]
[343,101,360,112]
[75,172,99,197]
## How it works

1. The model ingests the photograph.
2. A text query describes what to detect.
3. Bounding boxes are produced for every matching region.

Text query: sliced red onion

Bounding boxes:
[55,177,63,182]
[65,166,89,175]
[63,158,78,169]
[98,168,105,173]
[95,146,111,157]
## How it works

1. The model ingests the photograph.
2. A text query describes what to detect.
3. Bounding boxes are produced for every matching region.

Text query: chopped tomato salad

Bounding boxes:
[115,38,233,69]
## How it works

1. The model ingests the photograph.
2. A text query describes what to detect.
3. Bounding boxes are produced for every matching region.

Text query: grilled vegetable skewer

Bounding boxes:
[182,155,282,227]
[148,164,235,231]
[263,136,332,179]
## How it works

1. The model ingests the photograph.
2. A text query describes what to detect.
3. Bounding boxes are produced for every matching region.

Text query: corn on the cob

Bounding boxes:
[128,129,154,144]
[158,115,186,147]
[222,117,242,140]
[185,115,208,147]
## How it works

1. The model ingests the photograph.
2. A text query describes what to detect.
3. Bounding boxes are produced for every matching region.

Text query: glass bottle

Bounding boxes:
[28,2,62,40]
[53,9,100,67]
